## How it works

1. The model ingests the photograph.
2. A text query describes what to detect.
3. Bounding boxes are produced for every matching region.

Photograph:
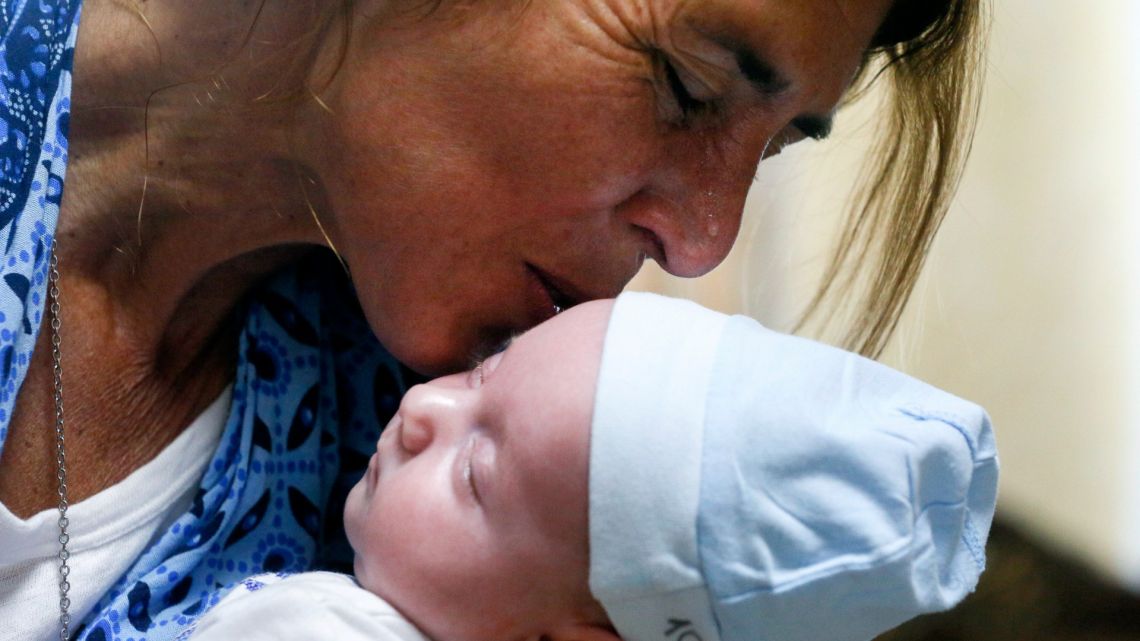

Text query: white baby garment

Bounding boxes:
[187,571,429,641]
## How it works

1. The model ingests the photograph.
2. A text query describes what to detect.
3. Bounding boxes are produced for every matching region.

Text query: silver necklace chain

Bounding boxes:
[48,248,72,641]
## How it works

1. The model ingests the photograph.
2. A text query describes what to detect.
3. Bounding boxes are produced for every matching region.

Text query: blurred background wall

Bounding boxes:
[631,0,1140,604]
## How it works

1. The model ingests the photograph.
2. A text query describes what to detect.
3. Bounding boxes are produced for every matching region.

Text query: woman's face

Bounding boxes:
[298,0,894,374]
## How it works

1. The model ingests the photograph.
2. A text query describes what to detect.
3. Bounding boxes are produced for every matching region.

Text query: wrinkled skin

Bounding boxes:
[297,0,894,374]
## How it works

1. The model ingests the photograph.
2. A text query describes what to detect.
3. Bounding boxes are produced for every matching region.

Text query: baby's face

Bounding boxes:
[344,300,614,641]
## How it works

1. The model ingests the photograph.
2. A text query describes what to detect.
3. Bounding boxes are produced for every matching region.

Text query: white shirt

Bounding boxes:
[0,387,232,641]
[187,572,430,641]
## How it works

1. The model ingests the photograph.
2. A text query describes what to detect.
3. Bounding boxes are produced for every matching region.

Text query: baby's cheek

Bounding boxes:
[342,483,366,550]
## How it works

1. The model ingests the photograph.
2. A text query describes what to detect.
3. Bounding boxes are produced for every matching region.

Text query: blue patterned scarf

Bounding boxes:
[0,3,416,639]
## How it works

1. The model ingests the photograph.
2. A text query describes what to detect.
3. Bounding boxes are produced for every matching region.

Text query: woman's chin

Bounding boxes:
[383,325,515,377]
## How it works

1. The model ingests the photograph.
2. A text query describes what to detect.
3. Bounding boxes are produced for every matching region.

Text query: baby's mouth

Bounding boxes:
[376,414,400,453]
[368,415,402,492]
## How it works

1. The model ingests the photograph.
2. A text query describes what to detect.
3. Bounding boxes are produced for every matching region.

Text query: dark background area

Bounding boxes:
[879,521,1140,641]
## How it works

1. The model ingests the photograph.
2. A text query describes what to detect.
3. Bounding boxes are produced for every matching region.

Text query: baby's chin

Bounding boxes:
[351,553,373,592]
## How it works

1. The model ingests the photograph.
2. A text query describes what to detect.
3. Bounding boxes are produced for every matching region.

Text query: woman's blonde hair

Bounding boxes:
[796,0,987,358]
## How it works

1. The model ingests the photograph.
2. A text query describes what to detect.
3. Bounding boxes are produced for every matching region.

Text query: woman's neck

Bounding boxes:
[0,0,343,517]
[63,0,334,373]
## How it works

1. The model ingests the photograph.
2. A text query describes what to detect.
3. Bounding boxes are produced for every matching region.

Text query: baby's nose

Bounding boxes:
[398,414,432,454]
[396,383,464,454]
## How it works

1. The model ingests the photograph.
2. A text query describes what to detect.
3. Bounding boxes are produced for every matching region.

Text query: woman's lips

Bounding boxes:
[524,264,564,324]
[524,263,592,323]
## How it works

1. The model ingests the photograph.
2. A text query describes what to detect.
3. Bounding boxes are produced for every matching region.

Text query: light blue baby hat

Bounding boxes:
[588,292,998,641]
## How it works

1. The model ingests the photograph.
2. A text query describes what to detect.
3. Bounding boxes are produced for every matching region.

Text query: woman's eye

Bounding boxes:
[662,58,708,121]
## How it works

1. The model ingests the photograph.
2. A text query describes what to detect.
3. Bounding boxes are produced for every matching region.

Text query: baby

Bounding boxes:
[188,293,998,641]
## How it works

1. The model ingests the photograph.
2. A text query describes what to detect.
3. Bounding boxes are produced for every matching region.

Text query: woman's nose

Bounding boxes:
[396,382,465,455]
[621,133,760,278]
[619,184,745,278]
